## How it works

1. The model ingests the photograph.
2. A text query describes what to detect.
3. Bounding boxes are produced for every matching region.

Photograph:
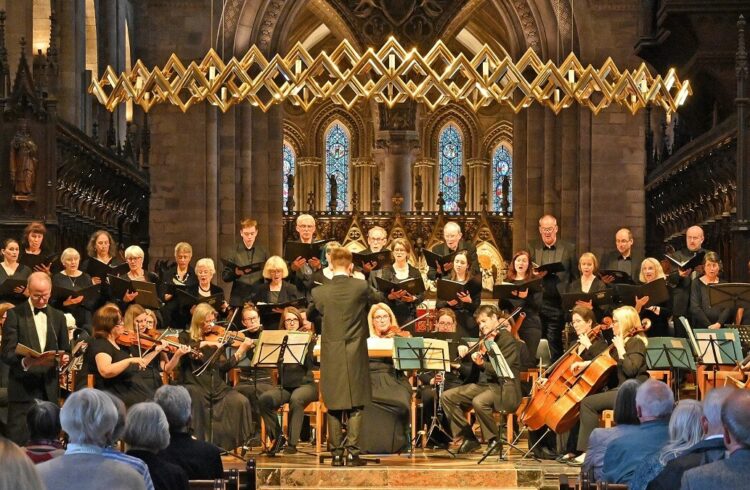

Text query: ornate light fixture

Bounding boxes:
[88,37,691,117]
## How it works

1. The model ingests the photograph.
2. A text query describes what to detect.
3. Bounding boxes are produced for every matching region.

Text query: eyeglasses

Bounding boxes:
[29,293,51,300]
[284,318,299,323]
[540,227,555,233]
[437,321,454,326]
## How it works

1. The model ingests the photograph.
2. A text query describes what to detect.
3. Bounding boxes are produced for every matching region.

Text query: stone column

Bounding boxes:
[297,157,323,212]
[352,157,375,211]
[56,0,86,126]
[5,0,32,81]
[732,15,750,282]
[374,130,419,211]
[413,158,437,211]
[467,158,489,212]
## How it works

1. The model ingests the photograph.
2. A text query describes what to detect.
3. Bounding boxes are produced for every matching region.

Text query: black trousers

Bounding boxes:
[577,389,618,452]
[327,406,364,456]
[258,384,318,446]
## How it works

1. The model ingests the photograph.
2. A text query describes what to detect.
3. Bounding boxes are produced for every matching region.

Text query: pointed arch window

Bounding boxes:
[282,142,295,211]
[438,123,463,211]
[492,144,513,212]
[325,122,350,211]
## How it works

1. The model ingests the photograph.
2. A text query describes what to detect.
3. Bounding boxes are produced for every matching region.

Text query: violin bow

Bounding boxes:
[452,306,523,363]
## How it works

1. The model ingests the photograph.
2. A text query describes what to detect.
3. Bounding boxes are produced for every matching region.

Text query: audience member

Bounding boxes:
[681,389,750,489]
[581,379,641,480]
[36,389,147,490]
[0,436,44,490]
[123,402,189,490]
[602,379,674,483]
[647,387,733,489]
[630,399,703,490]
[154,385,223,480]
[24,400,64,463]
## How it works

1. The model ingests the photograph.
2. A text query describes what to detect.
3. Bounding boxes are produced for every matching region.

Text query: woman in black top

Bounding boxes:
[81,230,124,309]
[501,250,543,364]
[51,248,96,336]
[158,242,197,329]
[690,252,733,329]
[176,258,229,325]
[635,258,672,338]
[368,238,424,326]
[0,238,32,305]
[258,307,318,454]
[117,245,160,313]
[251,256,302,331]
[435,250,482,338]
[567,252,608,322]
[122,304,168,391]
[19,221,52,274]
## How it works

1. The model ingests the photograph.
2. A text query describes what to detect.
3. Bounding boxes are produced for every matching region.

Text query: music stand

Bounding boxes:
[708,283,750,311]
[688,323,742,397]
[646,337,695,400]
[392,337,455,458]
[251,330,312,456]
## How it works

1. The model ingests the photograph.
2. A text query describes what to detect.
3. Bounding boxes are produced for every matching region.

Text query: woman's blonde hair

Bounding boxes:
[579,252,599,274]
[0,437,44,490]
[262,256,289,279]
[367,303,398,338]
[612,305,647,345]
[123,304,147,332]
[189,303,217,342]
[639,257,667,283]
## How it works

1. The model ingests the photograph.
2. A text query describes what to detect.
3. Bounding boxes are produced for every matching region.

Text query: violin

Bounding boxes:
[383,325,412,338]
[201,324,250,348]
[117,330,203,359]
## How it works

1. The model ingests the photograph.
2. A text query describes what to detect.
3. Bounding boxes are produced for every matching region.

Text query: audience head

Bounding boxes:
[60,389,118,447]
[721,389,750,453]
[123,402,170,453]
[702,387,734,437]
[87,230,116,259]
[614,379,641,425]
[104,392,127,445]
[0,437,44,490]
[263,255,289,280]
[659,399,704,464]
[639,257,666,283]
[27,272,52,310]
[636,379,674,421]
[538,215,558,246]
[239,218,259,248]
[615,228,633,256]
[26,400,61,442]
[443,222,463,249]
[154,385,192,433]
[685,225,704,252]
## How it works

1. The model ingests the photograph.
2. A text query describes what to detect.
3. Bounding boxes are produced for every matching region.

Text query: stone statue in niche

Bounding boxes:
[328,174,338,211]
[9,119,38,197]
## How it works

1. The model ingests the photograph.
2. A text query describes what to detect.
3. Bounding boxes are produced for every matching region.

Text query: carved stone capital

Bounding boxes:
[414,157,437,168]
[467,158,489,169]
[297,156,323,167]
[351,157,375,168]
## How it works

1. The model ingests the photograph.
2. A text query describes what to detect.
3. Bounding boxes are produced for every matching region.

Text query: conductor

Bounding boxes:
[309,247,372,466]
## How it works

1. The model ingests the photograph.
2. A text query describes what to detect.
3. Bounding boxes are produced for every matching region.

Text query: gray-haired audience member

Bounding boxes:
[124,402,189,490]
[647,387,733,489]
[681,389,750,489]
[0,436,44,490]
[602,379,674,483]
[24,400,64,463]
[36,389,146,490]
[582,379,641,481]
[154,385,223,480]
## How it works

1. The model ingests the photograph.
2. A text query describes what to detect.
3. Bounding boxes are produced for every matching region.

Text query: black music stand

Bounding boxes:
[708,283,750,311]
[684,320,743,397]
[646,337,695,400]
[392,337,455,458]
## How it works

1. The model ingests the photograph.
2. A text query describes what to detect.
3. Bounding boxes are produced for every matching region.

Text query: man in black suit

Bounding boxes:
[647,387,732,490]
[681,389,750,489]
[667,225,705,337]
[427,221,479,280]
[358,226,389,277]
[0,272,70,444]
[527,214,577,360]
[600,228,643,284]
[309,247,373,466]
[221,217,270,306]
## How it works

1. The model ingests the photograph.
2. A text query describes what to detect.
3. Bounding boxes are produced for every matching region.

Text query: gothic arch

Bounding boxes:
[283,120,305,156]
[482,121,513,158]
[422,104,480,160]
[309,102,367,158]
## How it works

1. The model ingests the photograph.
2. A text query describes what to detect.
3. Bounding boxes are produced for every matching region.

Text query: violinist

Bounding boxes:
[501,250,543,364]
[576,305,648,461]
[635,258,672,337]
[122,304,171,391]
[435,250,481,338]
[171,303,253,451]
[250,256,302,331]
[368,238,424,326]
[360,303,412,454]
[51,248,96,336]
[0,239,32,305]
[84,303,160,407]
[258,307,318,455]
[441,305,522,455]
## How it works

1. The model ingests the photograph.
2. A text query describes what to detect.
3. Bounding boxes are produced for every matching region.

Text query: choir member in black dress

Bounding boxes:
[435,250,481,338]
[221,218,270,307]
[368,238,424,326]
[85,303,163,407]
[159,242,197,329]
[122,304,168,392]
[51,248,95,336]
[258,307,318,455]
[567,252,608,321]
[667,225,706,336]
[635,258,672,338]
[427,221,479,280]
[117,245,160,311]
[171,303,254,450]
[19,221,52,274]
[577,305,649,455]
[251,256,302,331]
[190,258,229,316]
[82,230,122,308]
[288,214,323,298]
[690,252,733,329]
[502,250,543,363]
[0,239,31,305]
[359,303,412,454]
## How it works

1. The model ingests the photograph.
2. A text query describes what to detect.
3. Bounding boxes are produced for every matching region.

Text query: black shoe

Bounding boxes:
[331,454,345,467]
[283,445,298,455]
[269,434,286,455]
[485,438,502,455]
[458,438,481,454]
[533,446,558,460]
[346,453,367,466]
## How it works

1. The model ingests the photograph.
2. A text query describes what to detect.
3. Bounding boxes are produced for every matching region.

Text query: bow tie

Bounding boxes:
[33,307,47,316]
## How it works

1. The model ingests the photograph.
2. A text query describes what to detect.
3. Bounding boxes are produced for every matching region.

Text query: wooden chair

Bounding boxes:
[647,369,672,387]
[188,480,226,489]
[87,374,95,389]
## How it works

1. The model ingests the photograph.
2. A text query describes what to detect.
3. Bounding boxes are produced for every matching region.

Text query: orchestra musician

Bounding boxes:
[289,214,323,297]
[221,218,269,307]
[121,304,169,391]
[441,305,522,455]
[19,221,52,274]
[117,246,160,311]
[427,221,479,280]
[435,250,481,338]
[307,246,374,466]
[576,305,649,458]
[0,238,32,305]
[359,303,412,454]
[51,248,95,336]
[635,258,672,337]
[171,303,254,451]
[368,238,424,326]
[258,306,318,455]
[600,228,642,284]
[501,250,543,363]
[159,242,197,330]
[251,256,302,331]
[689,252,733,329]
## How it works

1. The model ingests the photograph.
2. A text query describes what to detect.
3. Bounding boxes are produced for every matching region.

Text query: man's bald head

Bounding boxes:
[686,226,704,252]
[538,215,558,246]
[27,271,52,309]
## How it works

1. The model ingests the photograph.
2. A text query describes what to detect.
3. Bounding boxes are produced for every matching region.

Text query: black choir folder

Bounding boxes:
[256,297,308,316]
[561,290,612,311]
[615,277,670,307]
[597,270,635,284]
[436,277,482,302]
[352,250,393,270]
[283,240,330,262]
[374,276,426,296]
[175,288,225,310]
[21,252,59,270]
[492,278,543,299]
[422,249,458,271]
[221,259,263,275]
[86,259,129,280]
[532,262,566,274]
[0,278,27,296]
[664,251,705,270]
[107,275,162,310]
[52,284,101,307]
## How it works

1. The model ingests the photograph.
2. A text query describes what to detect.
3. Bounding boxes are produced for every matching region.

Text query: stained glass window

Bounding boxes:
[325,122,350,211]
[492,144,513,212]
[282,143,295,211]
[438,124,463,211]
